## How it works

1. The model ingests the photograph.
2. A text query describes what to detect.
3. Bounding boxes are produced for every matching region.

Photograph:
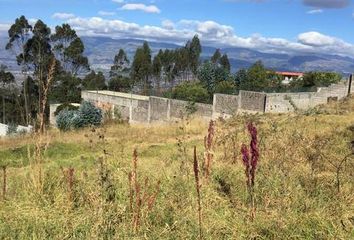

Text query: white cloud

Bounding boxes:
[297,31,354,55]
[0,23,10,32]
[32,15,354,57]
[307,9,323,14]
[52,12,75,20]
[161,20,175,30]
[98,11,116,16]
[120,3,161,13]
[298,31,336,46]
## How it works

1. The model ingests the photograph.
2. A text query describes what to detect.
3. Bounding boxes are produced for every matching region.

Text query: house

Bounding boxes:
[276,71,304,85]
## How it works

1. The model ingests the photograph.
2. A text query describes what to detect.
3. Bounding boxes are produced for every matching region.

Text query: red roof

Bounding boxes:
[276,71,304,77]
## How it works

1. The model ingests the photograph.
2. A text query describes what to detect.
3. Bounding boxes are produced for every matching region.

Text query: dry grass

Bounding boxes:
[0,97,353,239]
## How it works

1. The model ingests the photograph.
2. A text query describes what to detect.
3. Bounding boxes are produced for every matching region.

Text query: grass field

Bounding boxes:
[0,97,353,239]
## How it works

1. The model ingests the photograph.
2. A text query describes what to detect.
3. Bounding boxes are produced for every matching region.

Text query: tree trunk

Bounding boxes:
[23,76,30,125]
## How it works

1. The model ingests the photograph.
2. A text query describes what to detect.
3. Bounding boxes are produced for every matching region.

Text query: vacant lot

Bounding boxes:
[0,97,353,239]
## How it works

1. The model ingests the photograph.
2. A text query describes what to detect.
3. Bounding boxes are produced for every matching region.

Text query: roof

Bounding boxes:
[276,71,304,77]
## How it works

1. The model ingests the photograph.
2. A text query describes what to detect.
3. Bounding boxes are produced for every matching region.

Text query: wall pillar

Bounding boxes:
[167,99,171,121]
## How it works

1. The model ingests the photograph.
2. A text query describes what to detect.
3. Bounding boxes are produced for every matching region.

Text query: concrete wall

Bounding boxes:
[211,79,352,115]
[82,91,212,123]
[0,123,32,137]
[0,123,7,136]
[239,90,266,113]
[265,80,351,113]
[149,96,170,122]
[79,77,352,123]
[49,103,81,125]
[213,94,239,118]
[82,91,151,123]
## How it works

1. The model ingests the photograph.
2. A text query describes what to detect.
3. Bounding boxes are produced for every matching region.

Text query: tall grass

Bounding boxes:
[0,97,353,239]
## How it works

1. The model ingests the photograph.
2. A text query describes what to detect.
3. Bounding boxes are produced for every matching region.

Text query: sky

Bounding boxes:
[0,0,354,56]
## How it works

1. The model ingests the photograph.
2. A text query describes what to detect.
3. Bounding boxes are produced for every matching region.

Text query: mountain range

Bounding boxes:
[1,36,354,76]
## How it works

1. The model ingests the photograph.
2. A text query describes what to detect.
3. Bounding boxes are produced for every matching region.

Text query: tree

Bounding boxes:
[292,72,342,88]
[23,20,54,120]
[187,35,202,76]
[82,70,106,90]
[198,61,234,96]
[6,15,32,124]
[51,24,90,75]
[50,72,82,103]
[220,54,231,72]
[170,81,209,103]
[108,76,132,92]
[130,41,152,94]
[234,68,248,89]
[0,68,15,88]
[238,61,269,91]
[0,67,16,124]
[211,49,221,64]
[110,49,130,77]
[215,80,235,95]
[152,50,163,93]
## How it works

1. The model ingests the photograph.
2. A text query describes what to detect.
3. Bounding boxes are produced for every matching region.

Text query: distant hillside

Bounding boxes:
[1,36,354,75]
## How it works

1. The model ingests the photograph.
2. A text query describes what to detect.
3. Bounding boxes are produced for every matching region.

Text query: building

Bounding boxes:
[276,71,304,85]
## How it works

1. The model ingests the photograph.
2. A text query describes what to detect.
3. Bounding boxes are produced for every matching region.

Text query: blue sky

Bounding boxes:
[0,0,354,56]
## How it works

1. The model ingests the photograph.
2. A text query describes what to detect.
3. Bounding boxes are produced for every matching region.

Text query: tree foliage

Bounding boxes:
[108,76,132,92]
[110,49,130,77]
[131,41,152,94]
[291,72,342,89]
[235,61,281,92]
[50,72,82,103]
[198,61,234,95]
[82,70,106,90]
[0,67,15,87]
[168,81,210,103]
[51,24,89,75]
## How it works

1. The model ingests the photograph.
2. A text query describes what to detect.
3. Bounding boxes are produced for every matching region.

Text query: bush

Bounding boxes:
[54,103,79,116]
[215,81,236,95]
[79,101,102,127]
[56,110,80,131]
[56,101,102,131]
[6,123,17,136]
[169,81,210,103]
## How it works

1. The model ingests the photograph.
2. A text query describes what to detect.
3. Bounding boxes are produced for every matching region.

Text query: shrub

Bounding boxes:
[54,103,79,116]
[215,80,235,95]
[56,101,102,131]
[169,81,210,103]
[6,123,17,136]
[56,110,80,131]
[78,101,102,127]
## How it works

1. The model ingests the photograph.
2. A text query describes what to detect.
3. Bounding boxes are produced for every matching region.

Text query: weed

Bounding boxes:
[203,120,215,180]
[193,146,202,239]
[241,122,259,221]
